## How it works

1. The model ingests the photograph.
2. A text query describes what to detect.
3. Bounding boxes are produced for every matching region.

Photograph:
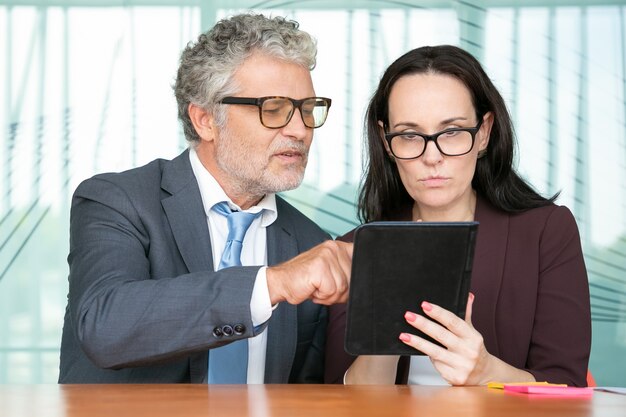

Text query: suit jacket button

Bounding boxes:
[212,327,224,338]
[234,324,245,335]
[222,325,233,336]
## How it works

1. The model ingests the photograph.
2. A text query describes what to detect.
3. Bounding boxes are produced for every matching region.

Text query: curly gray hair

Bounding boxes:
[173,13,318,144]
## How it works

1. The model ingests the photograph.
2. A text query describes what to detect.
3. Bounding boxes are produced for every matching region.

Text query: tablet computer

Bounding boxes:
[345,221,478,355]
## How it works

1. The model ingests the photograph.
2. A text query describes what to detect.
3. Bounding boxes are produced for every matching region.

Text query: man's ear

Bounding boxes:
[188,103,217,142]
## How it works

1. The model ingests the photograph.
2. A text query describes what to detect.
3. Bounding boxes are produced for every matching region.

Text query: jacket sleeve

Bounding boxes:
[524,205,591,386]
[67,177,259,369]
[324,230,358,383]
[324,303,356,383]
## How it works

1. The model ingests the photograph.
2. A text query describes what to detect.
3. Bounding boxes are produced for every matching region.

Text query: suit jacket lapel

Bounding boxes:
[161,150,214,274]
[472,196,509,357]
[263,201,299,383]
[161,159,300,383]
[160,150,213,383]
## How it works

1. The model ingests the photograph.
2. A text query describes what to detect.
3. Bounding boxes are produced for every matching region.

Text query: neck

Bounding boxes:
[412,191,477,222]
[225,190,264,211]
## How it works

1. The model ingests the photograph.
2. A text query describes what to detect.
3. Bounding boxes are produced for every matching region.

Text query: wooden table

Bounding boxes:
[1,384,625,417]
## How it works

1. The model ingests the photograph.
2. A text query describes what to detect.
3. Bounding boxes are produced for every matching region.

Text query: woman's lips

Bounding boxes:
[420,176,449,187]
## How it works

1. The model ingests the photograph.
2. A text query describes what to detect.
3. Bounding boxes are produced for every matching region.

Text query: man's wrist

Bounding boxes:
[250,267,273,326]
[266,266,286,305]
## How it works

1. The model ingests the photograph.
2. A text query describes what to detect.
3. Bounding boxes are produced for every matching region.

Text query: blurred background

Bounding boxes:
[0,0,625,386]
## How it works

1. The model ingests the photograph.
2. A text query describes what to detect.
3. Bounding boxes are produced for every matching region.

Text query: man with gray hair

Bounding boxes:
[59,13,352,384]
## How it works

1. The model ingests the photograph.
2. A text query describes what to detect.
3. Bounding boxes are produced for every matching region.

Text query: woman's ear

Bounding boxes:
[477,111,493,155]
[378,120,394,159]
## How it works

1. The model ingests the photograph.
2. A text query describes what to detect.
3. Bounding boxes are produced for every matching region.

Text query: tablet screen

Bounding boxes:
[345,221,478,355]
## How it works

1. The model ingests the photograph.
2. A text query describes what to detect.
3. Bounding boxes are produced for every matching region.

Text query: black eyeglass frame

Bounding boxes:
[384,118,484,159]
[220,96,332,129]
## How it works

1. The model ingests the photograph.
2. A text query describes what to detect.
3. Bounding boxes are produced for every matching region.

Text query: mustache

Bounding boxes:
[268,139,309,156]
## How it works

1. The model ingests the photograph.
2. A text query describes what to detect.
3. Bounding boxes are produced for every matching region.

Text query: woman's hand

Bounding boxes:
[399,293,534,386]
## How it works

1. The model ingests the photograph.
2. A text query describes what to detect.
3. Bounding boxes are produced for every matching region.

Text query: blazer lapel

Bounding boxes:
[263,205,299,383]
[160,150,214,274]
[472,197,509,357]
[160,150,213,383]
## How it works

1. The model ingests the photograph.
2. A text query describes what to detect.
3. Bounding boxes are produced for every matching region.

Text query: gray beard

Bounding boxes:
[214,129,309,198]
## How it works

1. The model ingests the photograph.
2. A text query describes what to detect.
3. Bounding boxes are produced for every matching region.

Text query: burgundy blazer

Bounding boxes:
[325,197,591,386]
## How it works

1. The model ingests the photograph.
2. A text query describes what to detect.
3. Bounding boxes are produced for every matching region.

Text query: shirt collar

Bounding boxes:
[188,147,278,227]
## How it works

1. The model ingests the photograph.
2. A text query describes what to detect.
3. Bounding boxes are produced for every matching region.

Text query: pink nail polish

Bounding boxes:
[404,311,417,322]
[421,301,432,312]
[399,333,411,342]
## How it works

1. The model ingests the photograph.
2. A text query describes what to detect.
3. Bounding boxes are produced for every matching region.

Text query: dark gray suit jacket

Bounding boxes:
[59,150,330,383]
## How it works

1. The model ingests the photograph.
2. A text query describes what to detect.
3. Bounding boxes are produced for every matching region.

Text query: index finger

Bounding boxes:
[421,301,472,338]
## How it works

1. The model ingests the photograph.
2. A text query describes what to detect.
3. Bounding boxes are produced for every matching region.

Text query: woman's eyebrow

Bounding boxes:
[392,116,469,130]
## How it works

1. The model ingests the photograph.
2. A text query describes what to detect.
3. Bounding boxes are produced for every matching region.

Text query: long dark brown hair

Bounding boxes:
[359,45,557,223]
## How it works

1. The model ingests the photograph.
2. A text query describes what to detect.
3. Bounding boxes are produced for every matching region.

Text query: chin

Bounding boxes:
[414,193,455,210]
[261,171,305,194]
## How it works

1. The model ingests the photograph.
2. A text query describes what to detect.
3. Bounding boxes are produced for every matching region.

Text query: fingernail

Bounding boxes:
[399,333,411,342]
[421,301,432,312]
[404,311,417,322]
[469,292,475,302]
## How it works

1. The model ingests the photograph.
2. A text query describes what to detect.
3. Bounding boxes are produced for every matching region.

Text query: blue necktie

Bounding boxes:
[208,202,261,384]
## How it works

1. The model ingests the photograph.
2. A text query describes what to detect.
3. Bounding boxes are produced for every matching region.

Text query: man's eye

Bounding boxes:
[263,107,282,114]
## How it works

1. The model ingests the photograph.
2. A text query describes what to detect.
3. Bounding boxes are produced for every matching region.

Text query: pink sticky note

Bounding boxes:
[504,385,593,396]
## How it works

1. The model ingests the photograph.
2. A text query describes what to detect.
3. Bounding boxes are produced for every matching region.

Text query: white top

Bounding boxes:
[189,147,277,384]
[408,355,449,385]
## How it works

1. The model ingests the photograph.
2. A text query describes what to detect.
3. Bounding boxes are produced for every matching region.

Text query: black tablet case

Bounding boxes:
[345,222,478,355]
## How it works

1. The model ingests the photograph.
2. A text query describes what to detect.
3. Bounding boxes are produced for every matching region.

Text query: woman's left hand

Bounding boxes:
[399,293,494,386]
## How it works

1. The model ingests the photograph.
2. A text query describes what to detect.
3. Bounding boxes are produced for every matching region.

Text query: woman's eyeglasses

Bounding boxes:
[384,118,483,159]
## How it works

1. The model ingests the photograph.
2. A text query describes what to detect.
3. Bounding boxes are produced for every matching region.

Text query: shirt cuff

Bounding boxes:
[250,266,273,326]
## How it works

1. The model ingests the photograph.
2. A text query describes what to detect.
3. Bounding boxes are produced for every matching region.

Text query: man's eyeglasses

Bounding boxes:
[384,118,483,159]
[221,96,332,129]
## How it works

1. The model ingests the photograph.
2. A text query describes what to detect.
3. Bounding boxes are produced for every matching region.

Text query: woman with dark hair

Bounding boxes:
[325,45,591,387]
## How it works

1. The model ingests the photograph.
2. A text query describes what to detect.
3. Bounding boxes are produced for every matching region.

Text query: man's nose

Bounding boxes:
[281,108,309,138]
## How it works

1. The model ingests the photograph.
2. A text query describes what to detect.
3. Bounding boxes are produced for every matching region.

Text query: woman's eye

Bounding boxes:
[442,130,460,137]
[399,133,420,140]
